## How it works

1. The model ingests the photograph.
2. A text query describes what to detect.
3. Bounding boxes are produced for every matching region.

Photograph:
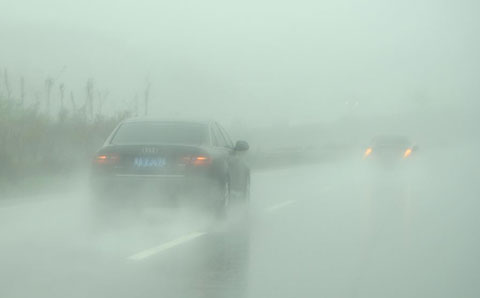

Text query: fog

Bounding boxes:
[1,0,479,297]
[3,0,480,121]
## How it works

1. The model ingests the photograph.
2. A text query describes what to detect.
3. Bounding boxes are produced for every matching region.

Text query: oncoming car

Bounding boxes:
[363,135,418,167]
[90,119,250,217]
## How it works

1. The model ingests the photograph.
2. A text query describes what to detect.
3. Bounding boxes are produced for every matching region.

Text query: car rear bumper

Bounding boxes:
[90,174,219,205]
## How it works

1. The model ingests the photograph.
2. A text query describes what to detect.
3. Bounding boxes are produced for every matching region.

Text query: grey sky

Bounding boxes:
[1,0,478,124]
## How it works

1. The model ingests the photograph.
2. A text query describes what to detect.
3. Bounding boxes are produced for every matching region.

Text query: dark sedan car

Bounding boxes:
[90,119,250,217]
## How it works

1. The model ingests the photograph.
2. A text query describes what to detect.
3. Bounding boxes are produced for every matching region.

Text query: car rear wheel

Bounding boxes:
[212,179,230,220]
[242,177,250,203]
[235,177,250,218]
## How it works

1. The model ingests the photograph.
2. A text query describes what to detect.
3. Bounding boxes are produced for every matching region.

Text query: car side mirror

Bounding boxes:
[235,140,249,151]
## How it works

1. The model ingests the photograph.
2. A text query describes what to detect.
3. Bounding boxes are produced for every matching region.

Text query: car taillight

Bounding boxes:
[364,147,372,158]
[403,148,412,158]
[192,156,211,166]
[94,154,119,165]
[182,155,212,166]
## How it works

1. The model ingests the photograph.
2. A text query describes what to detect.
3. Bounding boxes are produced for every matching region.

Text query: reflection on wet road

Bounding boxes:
[1,150,480,298]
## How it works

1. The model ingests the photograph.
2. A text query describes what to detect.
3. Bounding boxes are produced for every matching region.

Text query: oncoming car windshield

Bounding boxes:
[110,121,209,145]
[372,135,411,147]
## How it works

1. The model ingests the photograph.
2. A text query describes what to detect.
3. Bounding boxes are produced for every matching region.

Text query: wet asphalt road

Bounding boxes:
[1,147,479,298]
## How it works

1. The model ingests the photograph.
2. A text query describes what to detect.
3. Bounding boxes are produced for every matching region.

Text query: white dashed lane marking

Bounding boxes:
[266,200,296,213]
[127,199,301,261]
[127,232,206,261]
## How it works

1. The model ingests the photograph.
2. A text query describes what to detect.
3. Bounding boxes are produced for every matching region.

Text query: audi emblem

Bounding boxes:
[142,147,159,154]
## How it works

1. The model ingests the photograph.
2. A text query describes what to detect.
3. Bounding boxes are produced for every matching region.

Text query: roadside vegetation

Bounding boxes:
[0,70,132,197]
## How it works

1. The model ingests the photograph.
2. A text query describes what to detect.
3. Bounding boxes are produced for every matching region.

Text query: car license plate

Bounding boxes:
[133,157,166,168]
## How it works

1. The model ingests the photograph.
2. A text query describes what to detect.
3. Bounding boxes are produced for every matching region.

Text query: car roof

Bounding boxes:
[371,135,411,145]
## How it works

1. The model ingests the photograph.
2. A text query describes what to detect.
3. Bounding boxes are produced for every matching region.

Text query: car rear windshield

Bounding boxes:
[110,122,208,145]
[373,136,410,147]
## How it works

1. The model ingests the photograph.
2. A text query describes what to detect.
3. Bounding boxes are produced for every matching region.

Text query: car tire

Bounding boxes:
[242,176,250,203]
[213,179,230,220]
[235,176,250,218]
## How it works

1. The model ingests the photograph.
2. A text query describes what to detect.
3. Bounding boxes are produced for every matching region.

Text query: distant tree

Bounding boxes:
[96,89,109,116]
[144,77,151,116]
[70,91,76,112]
[45,77,54,115]
[3,69,12,101]
[59,83,65,110]
[86,78,94,120]
[20,76,25,108]
[133,93,139,116]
